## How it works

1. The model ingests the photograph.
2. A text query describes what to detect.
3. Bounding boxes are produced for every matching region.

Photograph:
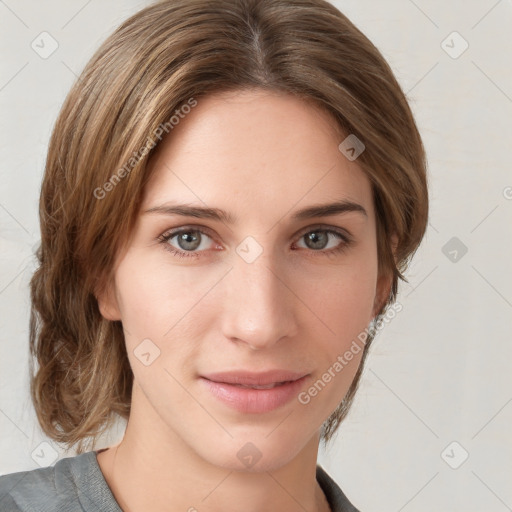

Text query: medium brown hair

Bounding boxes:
[29,0,428,453]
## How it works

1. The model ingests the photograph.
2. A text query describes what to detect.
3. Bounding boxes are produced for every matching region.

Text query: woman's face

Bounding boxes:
[99,89,390,471]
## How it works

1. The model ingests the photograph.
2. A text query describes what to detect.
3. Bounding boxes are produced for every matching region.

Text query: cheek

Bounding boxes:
[297,270,376,414]
[297,252,378,333]
[294,250,378,393]
[113,251,219,361]
[115,238,378,355]
[115,263,168,334]
[114,250,200,325]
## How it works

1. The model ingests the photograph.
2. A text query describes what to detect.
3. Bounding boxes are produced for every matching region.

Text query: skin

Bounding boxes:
[96,89,392,512]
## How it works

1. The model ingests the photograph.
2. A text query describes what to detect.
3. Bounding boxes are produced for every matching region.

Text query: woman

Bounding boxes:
[0,0,428,510]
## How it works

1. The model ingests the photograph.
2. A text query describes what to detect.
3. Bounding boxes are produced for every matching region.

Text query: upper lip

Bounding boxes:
[201,370,309,386]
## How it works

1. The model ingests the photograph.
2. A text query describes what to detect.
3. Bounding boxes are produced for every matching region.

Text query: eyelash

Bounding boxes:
[157,225,353,260]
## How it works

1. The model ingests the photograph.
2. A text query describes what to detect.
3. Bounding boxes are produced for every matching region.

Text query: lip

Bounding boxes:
[201,369,308,386]
[199,370,310,414]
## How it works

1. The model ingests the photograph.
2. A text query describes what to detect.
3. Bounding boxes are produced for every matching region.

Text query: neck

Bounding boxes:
[97,383,331,512]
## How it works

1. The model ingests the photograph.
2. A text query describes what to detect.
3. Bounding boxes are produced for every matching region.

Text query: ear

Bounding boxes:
[95,279,122,321]
[372,233,398,318]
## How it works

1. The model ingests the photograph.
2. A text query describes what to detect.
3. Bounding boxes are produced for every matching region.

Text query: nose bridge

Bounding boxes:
[221,241,297,349]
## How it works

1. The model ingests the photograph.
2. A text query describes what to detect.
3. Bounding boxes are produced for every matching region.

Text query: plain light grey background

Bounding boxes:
[1,1,511,511]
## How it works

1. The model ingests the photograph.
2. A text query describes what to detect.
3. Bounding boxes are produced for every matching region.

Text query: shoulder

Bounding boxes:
[0,451,121,512]
[316,464,362,512]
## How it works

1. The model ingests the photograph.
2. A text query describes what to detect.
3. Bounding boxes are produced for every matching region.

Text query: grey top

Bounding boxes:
[0,450,360,511]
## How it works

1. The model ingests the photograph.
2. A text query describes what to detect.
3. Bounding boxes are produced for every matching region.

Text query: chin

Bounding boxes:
[197,427,311,474]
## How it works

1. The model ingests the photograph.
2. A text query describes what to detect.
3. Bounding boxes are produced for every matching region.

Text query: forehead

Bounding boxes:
[142,89,374,224]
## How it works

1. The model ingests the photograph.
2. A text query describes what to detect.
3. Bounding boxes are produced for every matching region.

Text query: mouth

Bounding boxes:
[226,381,296,390]
[199,370,310,413]
[200,369,309,386]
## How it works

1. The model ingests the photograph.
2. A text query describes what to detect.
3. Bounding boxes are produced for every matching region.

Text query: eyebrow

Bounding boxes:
[143,199,367,224]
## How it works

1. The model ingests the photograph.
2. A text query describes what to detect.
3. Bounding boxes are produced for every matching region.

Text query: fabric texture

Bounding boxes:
[0,451,360,511]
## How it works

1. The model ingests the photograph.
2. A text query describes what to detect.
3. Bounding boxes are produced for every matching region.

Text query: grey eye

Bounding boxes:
[303,231,330,250]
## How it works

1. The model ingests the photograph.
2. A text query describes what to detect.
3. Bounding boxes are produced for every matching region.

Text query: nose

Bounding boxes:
[220,246,299,350]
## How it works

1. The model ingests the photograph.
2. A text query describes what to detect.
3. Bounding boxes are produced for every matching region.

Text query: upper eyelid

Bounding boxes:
[297,224,352,239]
[161,225,217,242]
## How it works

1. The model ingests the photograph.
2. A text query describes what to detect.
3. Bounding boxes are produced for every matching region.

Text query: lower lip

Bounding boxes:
[200,376,309,414]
